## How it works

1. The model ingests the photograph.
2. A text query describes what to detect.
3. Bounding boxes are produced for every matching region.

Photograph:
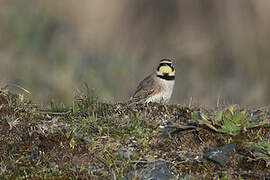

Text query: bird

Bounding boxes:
[129,58,175,104]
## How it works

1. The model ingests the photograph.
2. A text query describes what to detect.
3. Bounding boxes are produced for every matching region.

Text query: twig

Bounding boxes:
[36,110,72,115]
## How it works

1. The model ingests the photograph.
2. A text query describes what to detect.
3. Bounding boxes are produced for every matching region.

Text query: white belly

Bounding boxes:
[145,79,175,103]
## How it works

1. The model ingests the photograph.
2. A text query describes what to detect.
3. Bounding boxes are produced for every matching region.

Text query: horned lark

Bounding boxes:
[130,59,175,104]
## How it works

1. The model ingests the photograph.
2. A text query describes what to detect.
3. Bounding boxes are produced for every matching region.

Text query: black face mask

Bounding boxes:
[157,71,175,80]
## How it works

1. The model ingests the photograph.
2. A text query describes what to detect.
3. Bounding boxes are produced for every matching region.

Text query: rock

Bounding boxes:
[124,160,175,180]
[203,143,236,166]
[117,147,134,159]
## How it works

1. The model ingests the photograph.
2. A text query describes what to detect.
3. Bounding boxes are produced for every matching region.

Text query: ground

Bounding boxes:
[0,88,269,179]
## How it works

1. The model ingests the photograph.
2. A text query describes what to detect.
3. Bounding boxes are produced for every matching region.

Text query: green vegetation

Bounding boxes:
[191,105,270,135]
[0,88,269,179]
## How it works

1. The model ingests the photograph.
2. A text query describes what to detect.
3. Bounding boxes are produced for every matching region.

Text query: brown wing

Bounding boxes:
[130,74,162,103]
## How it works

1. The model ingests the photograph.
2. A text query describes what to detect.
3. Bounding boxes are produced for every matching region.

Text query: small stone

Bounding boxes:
[203,143,236,166]
[124,160,175,180]
[117,148,134,159]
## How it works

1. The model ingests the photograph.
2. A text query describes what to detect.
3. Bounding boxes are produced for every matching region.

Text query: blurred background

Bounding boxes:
[1,0,270,106]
